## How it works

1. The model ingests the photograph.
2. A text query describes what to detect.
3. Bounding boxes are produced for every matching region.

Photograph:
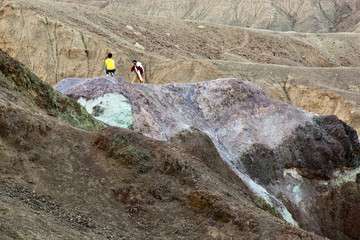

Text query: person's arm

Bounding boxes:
[131,63,136,72]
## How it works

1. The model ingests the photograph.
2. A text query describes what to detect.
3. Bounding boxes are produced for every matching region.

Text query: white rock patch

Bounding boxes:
[134,42,145,50]
[78,93,133,128]
[331,167,360,187]
[126,25,134,31]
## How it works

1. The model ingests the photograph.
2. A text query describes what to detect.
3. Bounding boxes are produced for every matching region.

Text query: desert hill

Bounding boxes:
[1,0,360,134]
[1,0,360,237]
[55,74,360,240]
[59,0,360,33]
[0,49,333,239]
[1,1,360,238]
[3,44,360,239]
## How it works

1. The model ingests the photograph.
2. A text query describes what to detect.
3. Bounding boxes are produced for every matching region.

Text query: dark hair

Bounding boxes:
[132,60,137,63]
[108,53,112,58]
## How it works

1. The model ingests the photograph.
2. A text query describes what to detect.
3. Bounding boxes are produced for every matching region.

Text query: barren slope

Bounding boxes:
[1,49,330,240]
[55,74,360,240]
[59,0,360,33]
[2,0,360,80]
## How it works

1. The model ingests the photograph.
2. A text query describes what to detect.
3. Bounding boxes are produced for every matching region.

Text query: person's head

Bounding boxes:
[108,52,112,58]
[132,60,137,65]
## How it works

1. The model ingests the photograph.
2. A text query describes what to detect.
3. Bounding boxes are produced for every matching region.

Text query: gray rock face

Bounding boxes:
[55,77,360,239]
[243,115,360,185]
[55,77,316,166]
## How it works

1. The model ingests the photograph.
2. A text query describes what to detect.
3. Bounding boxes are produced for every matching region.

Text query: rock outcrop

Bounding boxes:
[1,49,329,239]
[0,49,106,131]
[1,0,360,238]
[55,76,360,239]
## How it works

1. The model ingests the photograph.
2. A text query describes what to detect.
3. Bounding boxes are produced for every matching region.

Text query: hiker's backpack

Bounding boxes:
[136,62,143,72]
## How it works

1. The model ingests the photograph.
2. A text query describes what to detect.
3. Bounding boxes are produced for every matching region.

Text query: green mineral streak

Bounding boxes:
[257,197,284,221]
[330,168,360,187]
[107,133,153,173]
[0,49,106,131]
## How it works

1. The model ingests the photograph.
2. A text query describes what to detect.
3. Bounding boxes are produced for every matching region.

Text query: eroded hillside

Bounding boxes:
[59,0,360,33]
[55,75,360,240]
[1,48,332,240]
[1,0,360,133]
[2,0,360,78]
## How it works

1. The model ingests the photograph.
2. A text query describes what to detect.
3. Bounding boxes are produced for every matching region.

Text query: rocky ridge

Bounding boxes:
[0,0,360,238]
[0,49,106,131]
[1,0,360,136]
[55,76,360,239]
[0,49,329,239]
[60,0,360,33]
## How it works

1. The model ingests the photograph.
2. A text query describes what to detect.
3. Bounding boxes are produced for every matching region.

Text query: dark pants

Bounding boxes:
[106,68,116,74]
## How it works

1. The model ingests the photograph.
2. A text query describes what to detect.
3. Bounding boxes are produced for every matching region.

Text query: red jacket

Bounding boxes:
[131,65,144,75]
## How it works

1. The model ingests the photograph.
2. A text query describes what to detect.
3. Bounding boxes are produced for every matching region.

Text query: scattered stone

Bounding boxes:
[126,25,134,31]
[134,42,145,50]
[92,105,105,117]
[0,181,95,231]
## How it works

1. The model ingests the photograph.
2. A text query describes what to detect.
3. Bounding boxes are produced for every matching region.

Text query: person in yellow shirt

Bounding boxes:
[105,52,116,77]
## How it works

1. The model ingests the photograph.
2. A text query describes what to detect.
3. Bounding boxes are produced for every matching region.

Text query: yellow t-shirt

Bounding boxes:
[105,58,115,70]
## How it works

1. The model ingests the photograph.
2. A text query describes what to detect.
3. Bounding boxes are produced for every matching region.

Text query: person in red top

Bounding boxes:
[131,60,145,84]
